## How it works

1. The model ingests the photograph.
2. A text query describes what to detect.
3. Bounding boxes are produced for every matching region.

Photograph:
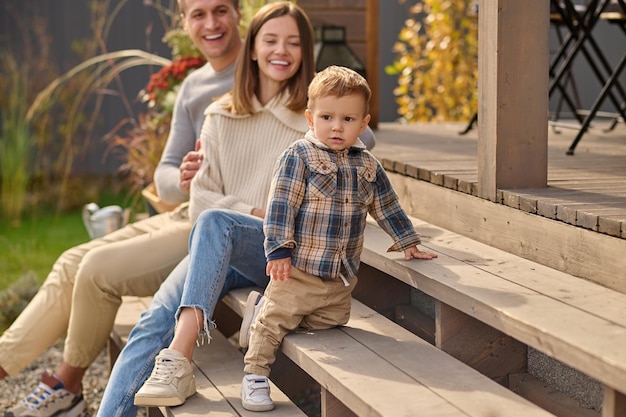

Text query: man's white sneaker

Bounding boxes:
[239,290,264,348]
[3,371,86,417]
[241,374,274,412]
[134,348,196,407]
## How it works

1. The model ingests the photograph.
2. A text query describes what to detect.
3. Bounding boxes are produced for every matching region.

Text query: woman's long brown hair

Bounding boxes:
[227,1,315,115]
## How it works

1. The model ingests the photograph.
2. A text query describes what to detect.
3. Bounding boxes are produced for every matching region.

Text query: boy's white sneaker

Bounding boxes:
[239,290,264,348]
[134,348,196,407]
[241,374,274,411]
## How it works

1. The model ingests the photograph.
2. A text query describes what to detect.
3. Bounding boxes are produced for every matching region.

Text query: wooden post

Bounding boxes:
[435,302,526,386]
[366,0,379,129]
[603,387,626,417]
[321,389,358,417]
[478,0,549,201]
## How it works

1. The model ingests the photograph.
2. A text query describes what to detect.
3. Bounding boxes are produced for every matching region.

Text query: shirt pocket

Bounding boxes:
[308,160,338,198]
[357,165,377,204]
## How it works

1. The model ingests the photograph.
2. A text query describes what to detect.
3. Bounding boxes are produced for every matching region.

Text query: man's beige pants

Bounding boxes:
[244,267,357,377]
[0,210,191,375]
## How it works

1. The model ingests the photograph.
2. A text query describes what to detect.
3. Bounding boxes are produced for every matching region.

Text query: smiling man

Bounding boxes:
[1,1,243,417]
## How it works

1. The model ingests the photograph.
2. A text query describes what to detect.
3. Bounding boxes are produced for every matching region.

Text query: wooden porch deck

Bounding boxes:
[370,120,626,292]
[372,121,626,240]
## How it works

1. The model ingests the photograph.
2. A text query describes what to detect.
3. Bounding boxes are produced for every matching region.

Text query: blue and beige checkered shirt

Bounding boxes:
[264,130,422,280]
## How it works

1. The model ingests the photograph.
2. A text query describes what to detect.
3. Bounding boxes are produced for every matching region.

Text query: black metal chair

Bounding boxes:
[549,0,587,126]
[566,0,626,154]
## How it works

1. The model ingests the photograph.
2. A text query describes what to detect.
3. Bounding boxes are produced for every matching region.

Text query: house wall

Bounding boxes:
[0,1,171,176]
[2,1,624,175]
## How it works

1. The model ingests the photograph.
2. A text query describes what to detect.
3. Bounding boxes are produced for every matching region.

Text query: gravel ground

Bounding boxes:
[0,341,145,417]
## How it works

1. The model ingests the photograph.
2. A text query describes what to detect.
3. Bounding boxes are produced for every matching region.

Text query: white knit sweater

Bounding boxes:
[189,93,308,223]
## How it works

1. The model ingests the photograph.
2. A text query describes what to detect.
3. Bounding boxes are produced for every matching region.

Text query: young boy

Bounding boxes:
[239,65,438,412]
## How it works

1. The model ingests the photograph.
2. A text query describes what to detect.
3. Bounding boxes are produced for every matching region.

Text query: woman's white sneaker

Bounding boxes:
[134,348,196,407]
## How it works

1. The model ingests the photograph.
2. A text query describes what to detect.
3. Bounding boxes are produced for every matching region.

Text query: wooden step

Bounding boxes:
[360,215,626,416]
[223,288,554,417]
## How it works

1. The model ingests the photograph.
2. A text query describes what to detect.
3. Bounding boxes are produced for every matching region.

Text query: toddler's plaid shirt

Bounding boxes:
[264,130,422,280]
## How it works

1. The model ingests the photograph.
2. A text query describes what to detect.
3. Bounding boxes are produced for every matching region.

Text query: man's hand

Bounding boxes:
[180,139,203,192]
[266,257,291,281]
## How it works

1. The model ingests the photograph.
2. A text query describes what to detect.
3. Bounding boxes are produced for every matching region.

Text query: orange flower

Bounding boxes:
[143,56,206,110]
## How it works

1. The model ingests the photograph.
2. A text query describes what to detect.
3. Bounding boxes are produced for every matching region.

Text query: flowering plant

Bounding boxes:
[108,29,206,207]
[141,55,206,113]
[140,27,206,114]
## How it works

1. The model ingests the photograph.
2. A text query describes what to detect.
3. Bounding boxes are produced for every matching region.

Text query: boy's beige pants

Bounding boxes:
[243,267,357,377]
[0,210,191,375]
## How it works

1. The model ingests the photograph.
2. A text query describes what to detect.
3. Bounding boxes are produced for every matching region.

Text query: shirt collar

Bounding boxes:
[304,129,367,152]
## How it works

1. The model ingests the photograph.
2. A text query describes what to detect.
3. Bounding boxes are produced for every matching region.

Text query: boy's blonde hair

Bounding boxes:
[307,66,371,114]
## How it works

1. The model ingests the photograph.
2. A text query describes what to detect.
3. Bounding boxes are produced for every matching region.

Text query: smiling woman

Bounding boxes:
[127,2,315,412]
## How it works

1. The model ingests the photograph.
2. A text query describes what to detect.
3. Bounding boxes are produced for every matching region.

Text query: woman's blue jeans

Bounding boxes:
[96,210,268,417]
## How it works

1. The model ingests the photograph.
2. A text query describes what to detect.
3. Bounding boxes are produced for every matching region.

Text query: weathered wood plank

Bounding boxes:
[225,289,552,417]
[386,172,626,292]
[597,214,626,237]
[372,122,626,246]
[576,208,626,233]
[556,202,626,226]
[403,216,626,326]
[362,218,626,391]
[109,296,153,367]
[435,302,526,385]
[509,373,601,417]
[344,301,553,416]
[224,291,465,417]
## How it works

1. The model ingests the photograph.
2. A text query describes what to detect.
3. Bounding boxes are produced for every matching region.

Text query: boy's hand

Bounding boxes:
[266,258,292,281]
[404,246,438,260]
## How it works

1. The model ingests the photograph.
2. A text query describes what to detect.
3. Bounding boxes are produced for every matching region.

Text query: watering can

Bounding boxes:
[82,202,127,240]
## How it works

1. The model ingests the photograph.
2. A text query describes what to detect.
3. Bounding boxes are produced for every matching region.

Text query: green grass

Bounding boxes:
[0,186,137,330]
[0,190,136,292]
[0,210,89,291]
